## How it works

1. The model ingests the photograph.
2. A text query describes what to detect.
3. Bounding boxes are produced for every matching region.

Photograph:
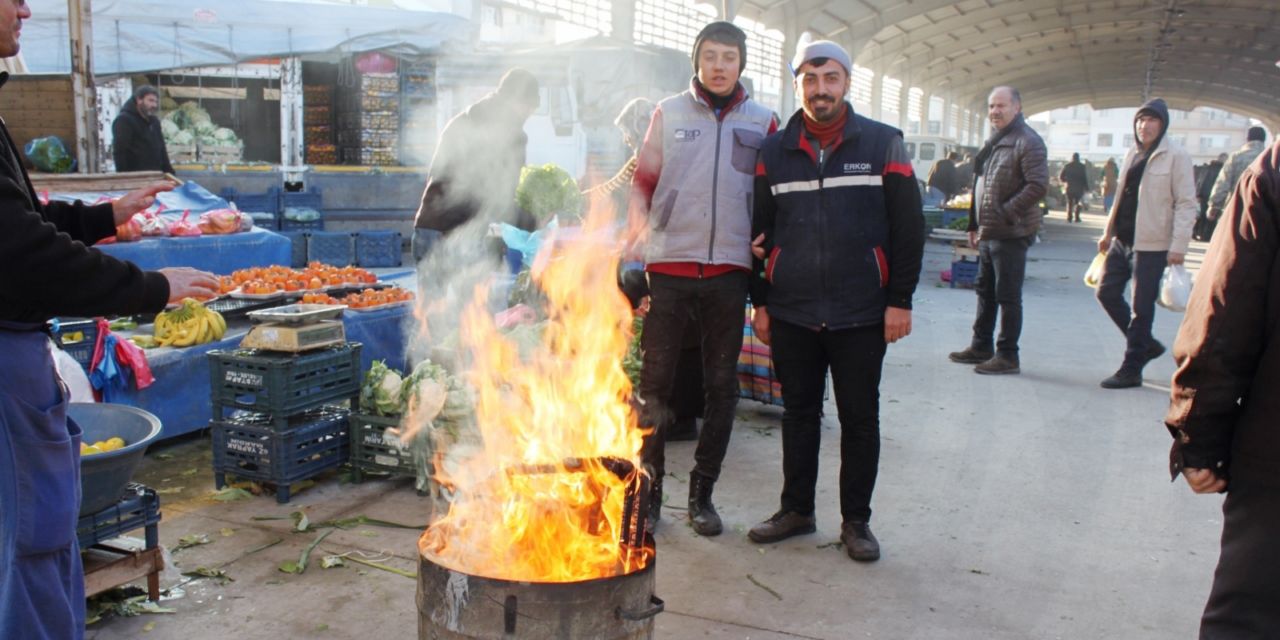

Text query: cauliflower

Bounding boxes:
[359,360,404,416]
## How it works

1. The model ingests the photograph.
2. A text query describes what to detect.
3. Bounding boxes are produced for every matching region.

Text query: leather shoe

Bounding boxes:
[948,347,994,364]
[841,521,880,562]
[1144,341,1166,365]
[974,355,1020,375]
[1100,369,1142,389]
[748,510,816,544]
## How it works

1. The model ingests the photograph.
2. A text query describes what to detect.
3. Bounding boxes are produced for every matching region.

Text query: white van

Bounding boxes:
[904,135,961,184]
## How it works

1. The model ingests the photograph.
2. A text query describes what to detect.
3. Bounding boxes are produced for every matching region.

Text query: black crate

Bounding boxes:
[349,413,432,495]
[77,483,161,549]
[209,344,362,418]
[51,317,99,371]
[212,407,350,503]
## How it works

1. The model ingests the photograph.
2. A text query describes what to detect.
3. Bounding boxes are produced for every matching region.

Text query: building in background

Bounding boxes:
[1029,105,1258,164]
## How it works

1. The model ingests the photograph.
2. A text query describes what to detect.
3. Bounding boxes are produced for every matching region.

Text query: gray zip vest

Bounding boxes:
[645,85,774,269]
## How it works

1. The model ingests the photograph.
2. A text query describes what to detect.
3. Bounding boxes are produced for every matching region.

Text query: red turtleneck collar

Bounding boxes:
[802,104,848,151]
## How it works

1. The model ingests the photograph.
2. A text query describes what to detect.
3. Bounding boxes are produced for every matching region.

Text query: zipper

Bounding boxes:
[816,144,828,327]
[709,117,724,264]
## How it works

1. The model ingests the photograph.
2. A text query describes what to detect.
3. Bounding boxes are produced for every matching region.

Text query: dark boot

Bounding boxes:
[841,521,880,562]
[974,355,1020,375]
[948,346,993,364]
[687,472,722,536]
[748,510,816,544]
[648,473,663,528]
[1100,368,1142,389]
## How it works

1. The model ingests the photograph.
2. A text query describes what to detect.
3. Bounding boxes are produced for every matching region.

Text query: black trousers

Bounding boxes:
[1095,239,1166,371]
[970,235,1032,358]
[1200,481,1280,639]
[638,271,747,482]
[771,319,886,523]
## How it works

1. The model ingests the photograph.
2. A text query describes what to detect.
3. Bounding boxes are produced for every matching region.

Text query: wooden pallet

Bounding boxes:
[83,542,165,601]
[28,171,181,192]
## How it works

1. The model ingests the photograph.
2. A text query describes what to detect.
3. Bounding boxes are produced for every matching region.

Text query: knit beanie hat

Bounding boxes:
[692,21,747,74]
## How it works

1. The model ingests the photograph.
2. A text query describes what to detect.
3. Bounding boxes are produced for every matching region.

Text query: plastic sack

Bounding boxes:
[114,216,143,242]
[23,136,75,173]
[198,209,246,235]
[168,210,202,237]
[137,211,170,237]
[1083,252,1106,288]
[1158,264,1193,312]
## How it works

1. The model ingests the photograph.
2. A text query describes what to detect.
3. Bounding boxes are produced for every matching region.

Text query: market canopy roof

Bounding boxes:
[740,0,1278,127]
[21,0,472,75]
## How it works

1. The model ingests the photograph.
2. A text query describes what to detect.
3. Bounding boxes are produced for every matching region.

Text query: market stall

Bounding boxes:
[96,227,291,274]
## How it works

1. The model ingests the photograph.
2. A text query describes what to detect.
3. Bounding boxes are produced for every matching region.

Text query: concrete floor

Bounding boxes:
[84,209,1224,640]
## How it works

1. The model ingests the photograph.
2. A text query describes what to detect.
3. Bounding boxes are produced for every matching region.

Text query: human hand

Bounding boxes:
[751,306,770,346]
[884,307,912,344]
[1167,252,1185,266]
[1097,237,1111,254]
[159,267,221,303]
[751,233,767,260]
[967,230,977,249]
[112,183,173,225]
[1182,468,1227,494]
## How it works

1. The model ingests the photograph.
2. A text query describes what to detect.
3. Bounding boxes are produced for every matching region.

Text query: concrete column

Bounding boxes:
[612,0,636,40]
[941,95,953,139]
[919,90,931,135]
[69,0,100,173]
[722,0,739,20]
[870,69,883,121]
[279,57,305,182]
[897,76,912,132]
[779,17,800,119]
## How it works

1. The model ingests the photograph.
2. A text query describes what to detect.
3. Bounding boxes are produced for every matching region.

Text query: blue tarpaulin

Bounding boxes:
[95,226,293,274]
[22,0,471,75]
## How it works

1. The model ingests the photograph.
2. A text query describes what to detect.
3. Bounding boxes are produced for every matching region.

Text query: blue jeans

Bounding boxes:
[1096,239,1166,371]
[970,235,1033,358]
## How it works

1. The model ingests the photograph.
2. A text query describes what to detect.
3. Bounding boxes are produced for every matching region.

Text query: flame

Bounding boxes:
[417,204,651,582]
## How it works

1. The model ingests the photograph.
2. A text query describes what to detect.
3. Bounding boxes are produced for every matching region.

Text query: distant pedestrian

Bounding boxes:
[1101,157,1119,212]
[1204,126,1267,241]
[1059,152,1089,222]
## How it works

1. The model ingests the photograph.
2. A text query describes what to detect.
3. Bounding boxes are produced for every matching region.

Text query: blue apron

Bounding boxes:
[0,322,85,640]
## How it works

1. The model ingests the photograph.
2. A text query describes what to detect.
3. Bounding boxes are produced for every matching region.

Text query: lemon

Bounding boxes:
[81,444,105,456]
[104,437,126,451]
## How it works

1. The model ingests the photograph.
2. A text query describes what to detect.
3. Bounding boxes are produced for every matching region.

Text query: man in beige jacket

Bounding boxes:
[1095,98,1197,389]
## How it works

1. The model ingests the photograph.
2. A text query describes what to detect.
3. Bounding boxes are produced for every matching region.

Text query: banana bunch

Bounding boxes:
[154,298,226,347]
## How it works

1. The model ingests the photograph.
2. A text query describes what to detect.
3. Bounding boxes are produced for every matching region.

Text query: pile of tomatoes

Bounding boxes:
[301,287,413,309]
[221,262,378,295]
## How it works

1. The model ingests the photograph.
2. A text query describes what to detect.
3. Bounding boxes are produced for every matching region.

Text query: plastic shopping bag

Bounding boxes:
[1083,252,1106,288]
[1158,264,1193,312]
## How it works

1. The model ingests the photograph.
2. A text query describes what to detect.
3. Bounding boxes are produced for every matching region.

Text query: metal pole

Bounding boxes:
[68,0,100,173]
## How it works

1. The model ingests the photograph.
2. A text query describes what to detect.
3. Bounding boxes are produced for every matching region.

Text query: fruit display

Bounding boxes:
[153,298,227,347]
[944,193,973,210]
[81,436,125,456]
[301,287,413,309]
[221,263,378,295]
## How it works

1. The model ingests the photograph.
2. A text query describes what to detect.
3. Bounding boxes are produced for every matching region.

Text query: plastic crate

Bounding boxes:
[348,413,426,489]
[212,407,350,503]
[307,231,356,266]
[282,189,323,212]
[280,217,325,232]
[51,317,100,371]
[77,483,161,549]
[941,209,969,229]
[922,207,944,230]
[281,231,309,268]
[209,344,363,418]
[951,259,980,289]
[355,231,402,267]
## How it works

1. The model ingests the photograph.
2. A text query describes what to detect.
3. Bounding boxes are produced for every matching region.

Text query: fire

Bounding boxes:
[417,207,651,583]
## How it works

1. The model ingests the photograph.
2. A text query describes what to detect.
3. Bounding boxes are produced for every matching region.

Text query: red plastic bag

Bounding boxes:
[113,334,154,389]
[168,209,202,237]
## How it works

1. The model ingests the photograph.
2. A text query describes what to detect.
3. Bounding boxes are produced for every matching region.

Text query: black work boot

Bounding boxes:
[1100,368,1142,389]
[841,521,880,562]
[748,510,816,544]
[687,472,722,536]
[648,474,663,528]
[948,347,993,364]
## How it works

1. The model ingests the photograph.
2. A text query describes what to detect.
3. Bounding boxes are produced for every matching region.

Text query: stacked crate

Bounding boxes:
[338,73,400,166]
[304,85,337,165]
[399,61,437,166]
[207,344,362,503]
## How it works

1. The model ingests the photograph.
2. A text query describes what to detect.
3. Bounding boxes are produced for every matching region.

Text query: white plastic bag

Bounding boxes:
[1158,264,1193,312]
[1083,252,1106,289]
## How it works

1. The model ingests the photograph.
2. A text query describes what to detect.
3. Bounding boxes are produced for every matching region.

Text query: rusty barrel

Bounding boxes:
[417,553,661,639]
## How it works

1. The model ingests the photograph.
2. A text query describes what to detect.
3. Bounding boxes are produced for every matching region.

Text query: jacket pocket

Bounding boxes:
[765,247,781,283]
[872,246,889,288]
[730,128,764,174]
[653,190,679,231]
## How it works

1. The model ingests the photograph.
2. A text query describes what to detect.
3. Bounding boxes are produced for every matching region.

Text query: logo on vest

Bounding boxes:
[674,129,702,141]
[843,162,873,174]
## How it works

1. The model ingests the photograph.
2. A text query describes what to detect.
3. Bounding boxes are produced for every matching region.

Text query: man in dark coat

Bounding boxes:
[111,85,174,174]
[926,151,959,205]
[1058,152,1089,222]
[0,7,220,637]
[1166,139,1280,638]
[412,69,541,261]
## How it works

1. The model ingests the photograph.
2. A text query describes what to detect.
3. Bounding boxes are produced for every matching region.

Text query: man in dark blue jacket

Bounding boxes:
[744,41,924,562]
